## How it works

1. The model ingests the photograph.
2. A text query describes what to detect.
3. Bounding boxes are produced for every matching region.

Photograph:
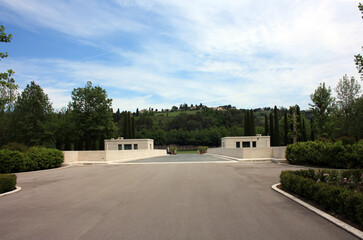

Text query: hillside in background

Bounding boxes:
[112,104,314,148]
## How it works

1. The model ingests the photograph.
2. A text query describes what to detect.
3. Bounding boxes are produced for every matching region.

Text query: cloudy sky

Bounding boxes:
[0,0,362,111]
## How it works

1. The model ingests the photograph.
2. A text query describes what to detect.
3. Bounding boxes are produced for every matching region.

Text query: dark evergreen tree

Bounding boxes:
[273,106,279,146]
[284,110,288,146]
[244,111,250,136]
[264,114,268,136]
[269,113,274,146]
[302,118,307,141]
[250,110,256,136]
[131,116,136,138]
[310,118,315,141]
[136,108,139,117]
[296,105,302,142]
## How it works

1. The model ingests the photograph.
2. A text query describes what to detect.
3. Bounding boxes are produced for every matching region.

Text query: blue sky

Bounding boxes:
[0,0,362,111]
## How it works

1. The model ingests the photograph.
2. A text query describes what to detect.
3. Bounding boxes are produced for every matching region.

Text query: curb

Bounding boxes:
[271,183,363,239]
[0,186,22,197]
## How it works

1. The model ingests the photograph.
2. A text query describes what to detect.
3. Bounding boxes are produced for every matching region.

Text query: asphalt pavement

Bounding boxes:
[0,154,358,240]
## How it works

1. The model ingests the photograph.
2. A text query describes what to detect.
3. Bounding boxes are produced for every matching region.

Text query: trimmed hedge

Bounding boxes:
[286,141,363,168]
[0,174,16,194]
[280,170,363,226]
[0,147,64,173]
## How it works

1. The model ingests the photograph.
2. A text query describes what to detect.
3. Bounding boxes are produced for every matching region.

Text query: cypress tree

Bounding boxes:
[284,110,288,146]
[250,110,256,136]
[264,114,268,136]
[274,106,279,146]
[122,111,128,138]
[296,105,302,142]
[310,118,315,141]
[127,112,132,139]
[302,118,307,142]
[269,113,274,146]
[136,108,139,117]
[244,111,250,136]
[131,116,136,138]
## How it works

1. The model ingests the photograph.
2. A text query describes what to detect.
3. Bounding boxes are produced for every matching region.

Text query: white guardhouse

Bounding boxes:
[104,138,154,151]
[221,134,270,148]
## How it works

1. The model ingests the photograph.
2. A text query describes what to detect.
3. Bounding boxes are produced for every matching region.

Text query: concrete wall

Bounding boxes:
[62,149,166,164]
[105,138,154,150]
[207,148,244,159]
[222,135,270,148]
[208,146,286,160]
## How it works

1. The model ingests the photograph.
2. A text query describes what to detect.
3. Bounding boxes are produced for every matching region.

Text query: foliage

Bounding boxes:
[0,173,16,194]
[273,106,280,146]
[0,149,27,173]
[0,148,63,173]
[355,3,363,80]
[197,146,208,153]
[285,140,363,169]
[1,142,28,152]
[309,83,335,138]
[11,81,53,146]
[0,25,18,112]
[70,81,116,150]
[280,170,363,225]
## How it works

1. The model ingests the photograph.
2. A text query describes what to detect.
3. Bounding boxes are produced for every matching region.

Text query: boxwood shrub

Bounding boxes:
[0,147,64,173]
[280,170,363,226]
[0,174,16,194]
[286,141,363,168]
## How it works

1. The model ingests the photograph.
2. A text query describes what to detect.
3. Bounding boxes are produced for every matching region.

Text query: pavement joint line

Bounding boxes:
[111,161,237,165]
[271,183,363,240]
[0,186,22,197]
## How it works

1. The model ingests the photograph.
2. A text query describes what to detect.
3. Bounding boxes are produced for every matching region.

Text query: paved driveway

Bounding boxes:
[0,155,358,240]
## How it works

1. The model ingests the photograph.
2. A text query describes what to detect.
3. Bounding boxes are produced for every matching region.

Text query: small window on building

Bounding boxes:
[242,141,250,148]
[124,144,132,150]
[252,141,256,148]
[134,144,138,150]
[236,142,240,148]
[118,144,122,150]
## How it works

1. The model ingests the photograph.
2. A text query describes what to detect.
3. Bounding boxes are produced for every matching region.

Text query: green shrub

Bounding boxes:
[0,149,28,173]
[280,170,363,225]
[197,146,208,153]
[286,141,362,168]
[27,147,63,170]
[0,174,16,194]
[0,147,63,173]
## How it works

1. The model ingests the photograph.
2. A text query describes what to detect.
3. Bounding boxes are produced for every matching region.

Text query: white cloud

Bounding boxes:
[0,0,362,110]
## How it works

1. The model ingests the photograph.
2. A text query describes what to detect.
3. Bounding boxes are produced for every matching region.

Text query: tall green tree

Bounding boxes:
[0,25,17,112]
[310,118,315,141]
[309,83,335,137]
[244,111,250,136]
[250,110,256,136]
[269,112,274,146]
[264,114,268,136]
[283,110,288,145]
[12,81,53,146]
[334,75,361,136]
[273,106,279,146]
[70,81,115,150]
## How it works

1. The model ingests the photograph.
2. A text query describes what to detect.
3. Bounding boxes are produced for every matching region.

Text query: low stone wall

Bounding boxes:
[207,146,286,160]
[62,149,167,164]
[207,148,244,159]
